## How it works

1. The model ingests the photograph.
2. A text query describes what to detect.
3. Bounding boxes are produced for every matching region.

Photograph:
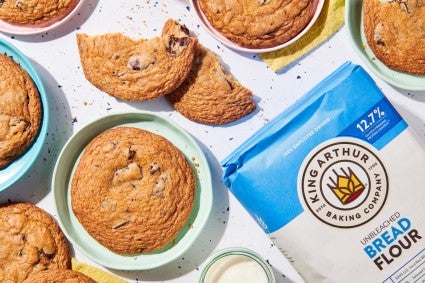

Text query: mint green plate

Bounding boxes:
[346,0,425,90]
[52,111,213,270]
[0,39,49,191]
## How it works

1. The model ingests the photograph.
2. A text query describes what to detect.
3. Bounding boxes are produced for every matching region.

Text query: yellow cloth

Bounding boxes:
[260,0,345,72]
[72,258,128,283]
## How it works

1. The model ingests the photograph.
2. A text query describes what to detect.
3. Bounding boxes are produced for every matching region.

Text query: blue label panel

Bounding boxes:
[339,98,406,149]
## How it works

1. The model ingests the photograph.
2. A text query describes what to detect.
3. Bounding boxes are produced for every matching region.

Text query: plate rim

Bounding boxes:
[52,110,213,270]
[0,38,49,191]
[190,0,325,53]
[345,0,425,91]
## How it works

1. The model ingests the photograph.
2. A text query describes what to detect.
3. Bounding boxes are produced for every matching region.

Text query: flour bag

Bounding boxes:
[222,62,425,283]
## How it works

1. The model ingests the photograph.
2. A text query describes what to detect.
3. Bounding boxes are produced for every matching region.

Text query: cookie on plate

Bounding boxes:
[363,0,425,75]
[0,202,71,282]
[198,0,316,49]
[71,127,196,254]
[162,19,256,125]
[0,0,77,26]
[0,54,42,168]
[23,269,95,283]
[76,31,197,101]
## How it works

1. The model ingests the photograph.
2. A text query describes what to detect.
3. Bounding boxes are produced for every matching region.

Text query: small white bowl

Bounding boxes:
[199,248,276,283]
[190,0,325,53]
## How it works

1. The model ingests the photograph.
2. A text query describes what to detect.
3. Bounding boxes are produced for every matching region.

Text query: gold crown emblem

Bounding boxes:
[327,167,365,204]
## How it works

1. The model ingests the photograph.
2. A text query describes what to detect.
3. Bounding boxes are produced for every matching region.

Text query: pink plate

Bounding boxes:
[190,0,325,53]
[0,0,84,35]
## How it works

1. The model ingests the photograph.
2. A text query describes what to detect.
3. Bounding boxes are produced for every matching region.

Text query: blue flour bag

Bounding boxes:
[222,62,425,283]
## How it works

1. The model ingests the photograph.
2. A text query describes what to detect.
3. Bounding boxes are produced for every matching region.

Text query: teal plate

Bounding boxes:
[0,39,49,191]
[52,111,213,270]
[346,0,425,90]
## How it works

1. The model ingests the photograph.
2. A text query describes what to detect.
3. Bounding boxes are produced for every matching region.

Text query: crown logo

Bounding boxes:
[327,167,365,205]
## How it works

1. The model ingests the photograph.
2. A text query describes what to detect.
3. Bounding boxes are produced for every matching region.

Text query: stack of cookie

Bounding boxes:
[77,19,256,125]
[0,202,94,282]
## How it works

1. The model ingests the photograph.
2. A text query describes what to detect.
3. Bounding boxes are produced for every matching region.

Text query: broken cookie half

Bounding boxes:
[162,19,257,125]
[76,31,197,101]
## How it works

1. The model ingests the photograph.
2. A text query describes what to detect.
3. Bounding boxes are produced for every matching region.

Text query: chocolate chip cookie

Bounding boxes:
[0,202,71,282]
[71,127,196,254]
[0,54,42,168]
[0,0,78,26]
[162,19,256,125]
[197,0,316,49]
[76,31,197,101]
[363,0,425,75]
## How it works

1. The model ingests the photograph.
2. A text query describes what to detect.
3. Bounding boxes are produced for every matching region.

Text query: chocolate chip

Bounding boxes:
[149,161,160,174]
[128,58,141,71]
[112,220,130,229]
[15,0,24,9]
[180,24,190,36]
[126,54,156,71]
[389,0,411,12]
[128,148,136,160]
[152,172,169,197]
[400,2,409,12]
[165,35,190,56]
[374,22,385,46]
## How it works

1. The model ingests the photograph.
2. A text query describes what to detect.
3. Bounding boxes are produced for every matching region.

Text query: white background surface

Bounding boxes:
[1,1,424,282]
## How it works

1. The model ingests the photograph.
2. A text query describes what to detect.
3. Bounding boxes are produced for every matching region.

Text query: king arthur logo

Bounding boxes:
[328,167,365,205]
[299,138,389,228]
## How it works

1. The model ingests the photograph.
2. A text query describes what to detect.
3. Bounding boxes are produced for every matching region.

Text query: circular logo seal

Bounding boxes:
[299,138,388,228]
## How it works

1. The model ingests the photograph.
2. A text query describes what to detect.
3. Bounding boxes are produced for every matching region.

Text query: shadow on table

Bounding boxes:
[387,84,425,147]
[271,265,302,283]
[390,99,425,149]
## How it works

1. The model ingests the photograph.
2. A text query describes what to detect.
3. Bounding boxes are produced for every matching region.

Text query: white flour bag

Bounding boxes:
[222,62,425,283]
